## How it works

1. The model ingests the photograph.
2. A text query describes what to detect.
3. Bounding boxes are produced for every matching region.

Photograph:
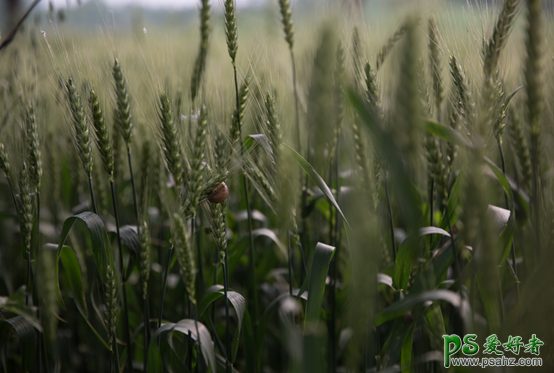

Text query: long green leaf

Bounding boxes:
[400,324,414,373]
[284,145,349,227]
[59,246,88,317]
[242,310,256,373]
[0,316,37,372]
[244,134,274,161]
[302,242,336,329]
[394,227,451,290]
[147,323,176,373]
[113,225,140,281]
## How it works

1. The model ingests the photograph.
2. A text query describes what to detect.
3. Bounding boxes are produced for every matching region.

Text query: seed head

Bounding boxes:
[66,77,94,175]
[224,0,238,64]
[113,58,133,147]
[89,89,114,180]
[278,0,294,50]
[0,143,10,177]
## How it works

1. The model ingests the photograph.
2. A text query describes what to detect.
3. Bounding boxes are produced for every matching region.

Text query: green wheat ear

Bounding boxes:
[278,0,294,50]
[210,202,227,264]
[158,92,184,194]
[376,19,410,70]
[104,264,119,351]
[449,55,475,130]
[66,77,94,176]
[89,89,114,180]
[352,26,364,90]
[364,62,381,116]
[18,162,33,256]
[392,17,422,163]
[191,0,211,103]
[428,16,443,119]
[224,0,238,64]
[0,143,10,177]
[265,92,282,163]
[26,104,42,191]
[187,104,208,216]
[139,221,151,298]
[113,58,133,148]
[484,0,520,79]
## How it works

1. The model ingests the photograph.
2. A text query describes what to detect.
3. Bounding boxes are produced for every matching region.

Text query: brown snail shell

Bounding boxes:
[208,182,229,204]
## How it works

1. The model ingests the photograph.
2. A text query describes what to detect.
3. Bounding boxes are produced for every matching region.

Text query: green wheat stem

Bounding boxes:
[497,140,520,298]
[384,172,397,260]
[158,245,174,331]
[524,0,544,253]
[108,178,132,373]
[234,65,259,325]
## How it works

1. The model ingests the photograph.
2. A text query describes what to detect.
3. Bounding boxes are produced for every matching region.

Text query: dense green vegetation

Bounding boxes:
[1,0,554,372]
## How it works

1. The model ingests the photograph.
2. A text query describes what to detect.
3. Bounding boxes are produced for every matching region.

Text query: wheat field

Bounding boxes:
[1,0,554,372]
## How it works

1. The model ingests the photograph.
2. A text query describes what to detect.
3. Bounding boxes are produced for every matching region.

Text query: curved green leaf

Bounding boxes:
[284,145,349,228]
[423,119,474,148]
[301,242,336,329]
[113,225,140,281]
[484,157,512,203]
[374,290,471,327]
[0,287,41,330]
[244,134,274,161]
[198,285,225,317]
[148,323,176,373]
[197,285,246,362]
[394,227,451,290]
[0,316,36,372]
[55,212,115,291]
[227,291,246,362]
[59,246,88,317]
[252,228,287,257]
[54,212,114,349]
[173,319,216,372]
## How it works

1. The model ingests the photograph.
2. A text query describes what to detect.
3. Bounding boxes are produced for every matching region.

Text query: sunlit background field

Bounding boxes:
[1,0,554,372]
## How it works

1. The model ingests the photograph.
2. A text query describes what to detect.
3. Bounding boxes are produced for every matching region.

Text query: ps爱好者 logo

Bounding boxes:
[443,334,544,368]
